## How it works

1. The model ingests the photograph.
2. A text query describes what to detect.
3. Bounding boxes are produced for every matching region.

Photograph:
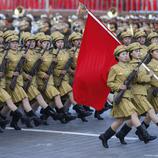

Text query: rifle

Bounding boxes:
[23,46,48,91]
[42,48,61,91]
[56,47,78,87]
[0,48,9,79]
[114,53,151,105]
[9,45,30,90]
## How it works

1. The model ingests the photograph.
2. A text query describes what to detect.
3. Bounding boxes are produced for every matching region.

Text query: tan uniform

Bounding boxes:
[53,49,72,96]
[0,51,11,103]
[6,49,27,103]
[147,58,158,112]
[129,59,152,115]
[107,62,137,119]
[37,51,59,100]
[23,49,40,101]
[68,47,79,85]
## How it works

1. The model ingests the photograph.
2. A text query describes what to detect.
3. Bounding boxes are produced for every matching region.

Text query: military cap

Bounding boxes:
[3,30,18,39]
[127,42,141,52]
[147,32,158,41]
[148,44,158,53]
[120,31,132,39]
[35,32,45,41]
[134,30,146,39]
[114,45,127,57]
[51,31,64,42]
[41,35,51,42]
[68,32,82,41]
[21,32,35,42]
[5,35,19,42]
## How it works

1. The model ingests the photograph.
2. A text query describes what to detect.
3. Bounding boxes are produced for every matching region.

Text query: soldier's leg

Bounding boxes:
[54,95,76,123]
[68,92,92,122]
[99,118,124,148]
[22,97,42,126]
[147,108,158,124]
[0,106,10,131]
[36,94,60,121]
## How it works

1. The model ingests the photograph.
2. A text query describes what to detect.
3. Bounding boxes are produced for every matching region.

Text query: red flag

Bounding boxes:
[73,11,121,110]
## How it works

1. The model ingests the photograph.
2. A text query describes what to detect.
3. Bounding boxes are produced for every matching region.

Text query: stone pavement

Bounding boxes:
[0,110,158,158]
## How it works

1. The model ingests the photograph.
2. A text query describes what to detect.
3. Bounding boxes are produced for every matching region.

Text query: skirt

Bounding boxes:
[7,85,28,103]
[132,94,152,115]
[44,85,60,100]
[58,81,72,96]
[27,85,41,101]
[0,88,11,103]
[112,98,137,119]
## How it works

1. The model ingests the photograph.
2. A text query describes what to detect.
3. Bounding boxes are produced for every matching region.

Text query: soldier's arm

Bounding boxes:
[107,67,122,92]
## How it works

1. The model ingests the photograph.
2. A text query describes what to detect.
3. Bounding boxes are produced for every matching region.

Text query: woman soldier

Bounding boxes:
[134,44,158,136]
[37,34,76,124]
[147,32,158,45]
[5,34,41,130]
[21,32,64,125]
[115,42,158,144]
[0,31,26,132]
[67,32,92,122]
[51,31,91,121]
[134,30,148,58]
[99,45,153,148]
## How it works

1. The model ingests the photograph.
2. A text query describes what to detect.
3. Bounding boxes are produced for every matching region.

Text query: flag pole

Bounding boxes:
[83,7,121,44]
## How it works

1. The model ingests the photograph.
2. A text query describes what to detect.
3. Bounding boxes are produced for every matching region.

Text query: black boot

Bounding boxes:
[83,106,94,112]
[0,113,10,129]
[135,121,157,141]
[26,110,42,126]
[73,104,92,122]
[57,107,76,123]
[116,124,132,144]
[136,125,156,144]
[99,127,116,148]
[10,110,22,130]
[94,110,104,120]
[21,116,33,128]
[43,106,62,121]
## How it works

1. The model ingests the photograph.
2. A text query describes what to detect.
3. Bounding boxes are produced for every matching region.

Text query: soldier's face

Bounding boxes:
[118,51,129,62]
[122,37,132,46]
[10,41,18,50]
[55,40,64,49]
[72,39,81,48]
[151,50,158,60]
[137,36,146,45]
[131,49,141,59]
[41,41,50,49]
[26,40,36,48]
[151,37,158,44]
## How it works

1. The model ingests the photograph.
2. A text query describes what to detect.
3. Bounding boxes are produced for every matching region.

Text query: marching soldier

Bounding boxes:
[147,32,158,45]
[137,44,158,135]
[37,34,76,123]
[51,31,91,122]
[99,45,153,148]
[0,31,25,132]
[115,42,158,143]
[119,30,133,46]
[68,31,93,121]
[21,32,65,126]
[5,34,41,130]
[134,30,148,58]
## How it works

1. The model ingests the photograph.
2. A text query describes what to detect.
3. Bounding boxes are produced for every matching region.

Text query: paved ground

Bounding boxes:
[0,110,158,158]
